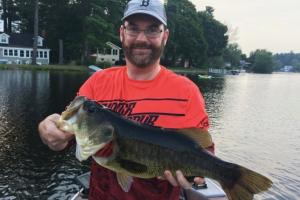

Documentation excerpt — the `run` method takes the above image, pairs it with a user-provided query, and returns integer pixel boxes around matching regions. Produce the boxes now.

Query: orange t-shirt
[79,66,209,129]
[78,66,210,200]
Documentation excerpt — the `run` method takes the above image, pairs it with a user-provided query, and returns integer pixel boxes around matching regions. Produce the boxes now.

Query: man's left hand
[162,170,205,189]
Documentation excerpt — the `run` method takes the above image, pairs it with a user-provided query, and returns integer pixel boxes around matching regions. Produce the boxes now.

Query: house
[281,65,294,72]
[0,32,50,65]
[208,68,227,76]
[91,42,121,64]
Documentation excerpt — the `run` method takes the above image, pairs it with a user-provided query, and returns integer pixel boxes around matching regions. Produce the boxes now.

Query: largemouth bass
[57,96,272,200]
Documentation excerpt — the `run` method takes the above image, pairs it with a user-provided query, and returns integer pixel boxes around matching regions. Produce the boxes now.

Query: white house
[0,32,50,65]
[281,65,294,72]
[91,42,121,64]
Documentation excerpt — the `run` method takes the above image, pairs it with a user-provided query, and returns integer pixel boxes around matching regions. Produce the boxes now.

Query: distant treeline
[273,52,300,71]
[243,51,300,74]
[1,0,231,67]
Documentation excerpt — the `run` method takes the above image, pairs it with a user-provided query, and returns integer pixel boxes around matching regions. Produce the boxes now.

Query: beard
[122,39,165,68]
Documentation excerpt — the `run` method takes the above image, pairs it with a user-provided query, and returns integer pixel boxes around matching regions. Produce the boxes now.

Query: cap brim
[122,10,167,26]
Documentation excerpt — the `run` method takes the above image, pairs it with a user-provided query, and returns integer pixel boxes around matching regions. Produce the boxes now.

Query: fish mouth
[57,96,87,132]
[62,96,87,120]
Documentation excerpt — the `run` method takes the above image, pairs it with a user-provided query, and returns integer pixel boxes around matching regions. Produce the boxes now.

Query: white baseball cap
[122,0,167,26]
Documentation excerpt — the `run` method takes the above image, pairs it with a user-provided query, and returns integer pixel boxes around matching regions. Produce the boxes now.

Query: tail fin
[220,167,272,200]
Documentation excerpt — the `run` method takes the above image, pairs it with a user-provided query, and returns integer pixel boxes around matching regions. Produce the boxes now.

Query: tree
[197,7,228,68]
[249,49,274,73]
[165,0,207,68]
[222,43,242,68]
[79,0,126,63]
[273,52,300,72]
[198,9,228,58]
[14,0,124,64]
[1,0,19,32]
[32,0,38,65]
[8,0,230,66]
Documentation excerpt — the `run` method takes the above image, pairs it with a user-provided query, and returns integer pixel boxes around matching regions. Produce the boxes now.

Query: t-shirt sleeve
[77,73,97,99]
[184,84,210,130]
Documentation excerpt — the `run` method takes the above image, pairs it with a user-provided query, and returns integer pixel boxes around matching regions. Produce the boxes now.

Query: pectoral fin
[116,173,133,192]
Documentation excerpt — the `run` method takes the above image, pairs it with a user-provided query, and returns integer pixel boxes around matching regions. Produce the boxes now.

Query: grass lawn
[169,67,207,74]
[0,64,88,72]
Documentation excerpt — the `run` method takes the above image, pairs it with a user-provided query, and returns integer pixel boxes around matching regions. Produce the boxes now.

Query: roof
[0,32,48,48]
[106,42,121,50]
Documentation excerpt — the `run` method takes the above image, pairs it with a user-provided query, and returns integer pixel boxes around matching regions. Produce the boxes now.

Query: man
[38,0,214,199]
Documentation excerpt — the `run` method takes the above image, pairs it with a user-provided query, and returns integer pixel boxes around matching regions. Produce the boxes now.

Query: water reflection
[0,70,90,199]
[205,74,300,200]
[188,75,226,130]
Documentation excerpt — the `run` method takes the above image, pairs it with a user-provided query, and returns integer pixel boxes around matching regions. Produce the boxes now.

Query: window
[9,49,13,56]
[4,49,8,56]
[113,49,118,55]
[20,50,24,57]
[0,35,8,44]
[30,51,33,58]
[44,51,47,58]
[37,37,43,46]
[14,50,18,57]
[39,51,43,58]
[26,50,29,57]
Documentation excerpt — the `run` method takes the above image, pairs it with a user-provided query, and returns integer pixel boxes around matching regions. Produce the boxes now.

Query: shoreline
[0,64,207,74]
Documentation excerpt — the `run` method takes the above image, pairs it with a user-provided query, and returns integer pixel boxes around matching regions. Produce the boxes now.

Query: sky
[190,0,300,55]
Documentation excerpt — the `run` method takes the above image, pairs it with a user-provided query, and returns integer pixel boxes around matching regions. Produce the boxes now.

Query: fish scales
[111,116,238,181]
[115,136,219,178]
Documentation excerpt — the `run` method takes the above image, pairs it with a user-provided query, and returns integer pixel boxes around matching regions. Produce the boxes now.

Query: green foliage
[205,56,224,68]
[222,43,242,68]
[9,0,125,64]
[198,7,228,58]
[1,0,20,32]
[165,0,207,68]
[273,52,300,72]
[2,0,229,67]
[249,49,274,74]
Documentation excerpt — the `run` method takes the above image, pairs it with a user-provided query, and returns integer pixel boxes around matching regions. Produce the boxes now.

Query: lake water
[0,69,299,199]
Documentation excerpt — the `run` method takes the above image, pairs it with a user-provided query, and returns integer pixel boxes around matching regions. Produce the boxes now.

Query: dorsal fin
[179,128,213,149]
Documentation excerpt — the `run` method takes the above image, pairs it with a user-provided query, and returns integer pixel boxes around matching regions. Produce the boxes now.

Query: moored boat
[198,74,212,79]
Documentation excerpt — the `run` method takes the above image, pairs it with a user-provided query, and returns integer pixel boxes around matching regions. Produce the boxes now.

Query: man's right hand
[38,114,74,151]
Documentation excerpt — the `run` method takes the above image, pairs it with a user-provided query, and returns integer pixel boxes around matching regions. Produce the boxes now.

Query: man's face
[120,15,169,68]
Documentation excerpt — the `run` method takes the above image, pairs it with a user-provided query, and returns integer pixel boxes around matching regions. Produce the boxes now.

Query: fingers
[164,170,178,187]
[162,170,193,189]
[176,170,193,189]
[47,113,61,122]
[38,114,74,151]
[194,176,205,185]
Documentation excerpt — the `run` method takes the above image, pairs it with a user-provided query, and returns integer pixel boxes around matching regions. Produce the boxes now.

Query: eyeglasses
[124,26,163,38]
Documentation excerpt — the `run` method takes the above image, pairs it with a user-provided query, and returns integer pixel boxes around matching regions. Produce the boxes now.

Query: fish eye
[87,106,95,113]
[83,102,96,114]
[100,123,114,138]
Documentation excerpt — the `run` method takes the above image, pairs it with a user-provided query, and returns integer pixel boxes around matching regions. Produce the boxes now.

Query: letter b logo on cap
[140,0,150,7]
